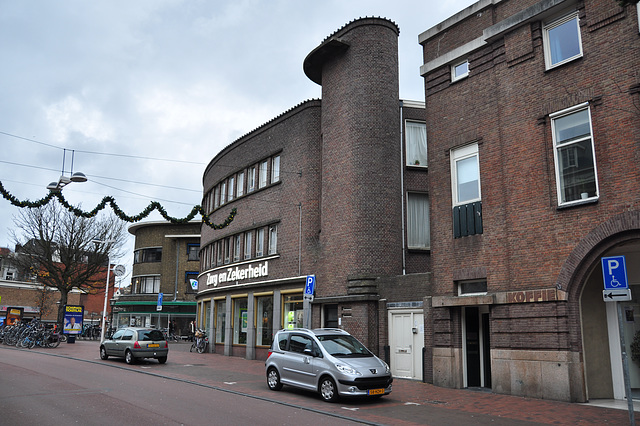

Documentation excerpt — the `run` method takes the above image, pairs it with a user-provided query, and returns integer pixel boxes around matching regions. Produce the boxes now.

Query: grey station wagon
[265,328,392,402]
[100,327,168,364]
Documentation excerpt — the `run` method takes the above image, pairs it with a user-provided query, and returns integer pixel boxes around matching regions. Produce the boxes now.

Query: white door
[390,311,424,380]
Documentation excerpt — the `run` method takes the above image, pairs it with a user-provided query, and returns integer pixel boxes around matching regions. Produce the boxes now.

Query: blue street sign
[602,256,628,290]
[304,275,316,296]
[157,292,163,311]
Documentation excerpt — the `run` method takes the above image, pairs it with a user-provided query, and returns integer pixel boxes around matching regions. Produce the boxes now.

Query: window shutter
[453,201,483,238]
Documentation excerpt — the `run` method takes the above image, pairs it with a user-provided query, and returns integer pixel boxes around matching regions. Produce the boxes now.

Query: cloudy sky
[0,0,475,283]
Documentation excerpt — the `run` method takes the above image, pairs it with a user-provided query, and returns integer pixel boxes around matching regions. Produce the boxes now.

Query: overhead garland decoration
[0,180,236,230]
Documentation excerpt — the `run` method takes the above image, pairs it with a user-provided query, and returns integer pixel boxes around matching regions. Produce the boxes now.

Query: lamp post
[92,239,115,343]
[47,149,87,192]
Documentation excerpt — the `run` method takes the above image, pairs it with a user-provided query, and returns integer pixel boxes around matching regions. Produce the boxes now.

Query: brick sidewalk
[13,340,640,425]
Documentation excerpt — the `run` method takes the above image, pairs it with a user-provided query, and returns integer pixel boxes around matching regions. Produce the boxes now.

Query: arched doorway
[575,213,640,401]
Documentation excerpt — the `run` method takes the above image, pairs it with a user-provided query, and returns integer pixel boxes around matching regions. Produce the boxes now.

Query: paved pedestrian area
[7,339,640,425]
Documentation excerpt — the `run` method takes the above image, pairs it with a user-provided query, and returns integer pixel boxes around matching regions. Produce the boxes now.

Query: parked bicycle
[190,329,208,353]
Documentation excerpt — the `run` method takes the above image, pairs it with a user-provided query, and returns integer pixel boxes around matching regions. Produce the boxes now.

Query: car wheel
[125,349,135,365]
[157,356,167,364]
[267,367,283,391]
[100,346,108,360]
[319,377,339,402]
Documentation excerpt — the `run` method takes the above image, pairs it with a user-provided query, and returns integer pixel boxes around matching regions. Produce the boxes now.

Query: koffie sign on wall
[205,261,269,287]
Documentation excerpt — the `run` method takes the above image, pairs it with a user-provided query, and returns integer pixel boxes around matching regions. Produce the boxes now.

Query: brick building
[119,221,200,336]
[420,0,639,403]
[196,18,430,379]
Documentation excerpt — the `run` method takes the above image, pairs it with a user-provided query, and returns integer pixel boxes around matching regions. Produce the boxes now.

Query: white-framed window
[551,103,598,205]
[220,181,226,206]
[259,160,268,188]
[458,280,487,296]
[224,237,231,264]
[248,166,256,193]
[214,186,220,209]
[407,193,430,249]
[228,176,235,202]
[406,121,427,167]
[237,171,244,197]
[451,143,481,206]
[543,11,582,70]
[135,276,161,294]
[234,233,241,262]
[271,155,280,183]
[217,240,223,265]
[244,231,252,260]
[256,228,264,257]
[268,225,278,255]
[451,59,469,81]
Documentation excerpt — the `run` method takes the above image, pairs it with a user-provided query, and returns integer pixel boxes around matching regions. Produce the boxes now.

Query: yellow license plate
[368,388,384,396]
[147,344,160,348]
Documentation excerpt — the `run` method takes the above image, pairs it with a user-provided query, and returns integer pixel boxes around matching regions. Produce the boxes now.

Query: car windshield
[139,330,165,341]
[317,335,373,358]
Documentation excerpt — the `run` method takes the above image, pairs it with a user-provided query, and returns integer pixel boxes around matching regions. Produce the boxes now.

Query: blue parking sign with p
[305,275,316,296]
[602,256,628,290]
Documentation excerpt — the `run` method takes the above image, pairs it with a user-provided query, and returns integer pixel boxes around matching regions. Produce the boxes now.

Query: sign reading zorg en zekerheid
[205,261,269,287]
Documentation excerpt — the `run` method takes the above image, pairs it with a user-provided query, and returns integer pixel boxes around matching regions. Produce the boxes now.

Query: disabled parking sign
[602,256,628,290]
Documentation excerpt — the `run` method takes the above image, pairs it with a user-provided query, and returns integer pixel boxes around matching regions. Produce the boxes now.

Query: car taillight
[267,350,273,359]
[134,341,141,349]
[164,341,168,348]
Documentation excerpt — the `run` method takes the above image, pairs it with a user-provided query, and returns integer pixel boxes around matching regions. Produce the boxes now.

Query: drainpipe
[399,100,406,275]
[174,239,179,302]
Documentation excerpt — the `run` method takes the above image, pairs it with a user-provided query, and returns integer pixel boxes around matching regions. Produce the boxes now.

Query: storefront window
[283,294,303,330]
[203,301,211,331]
[215,299,226,344]
[233,298,248,344]
[256,296,273,346]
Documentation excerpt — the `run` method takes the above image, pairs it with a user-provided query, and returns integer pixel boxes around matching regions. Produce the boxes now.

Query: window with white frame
[268,225,278,255]
[248,166,256,193]
[214,186,220,209]
[135,276,160,294]
[259,160,268,188]
[551,104,598,205]
[244,231,252,260]
[543,12,582,69]
[234,234,241,262]
[224,237,231,264]
[272,155,280,183]
[458,280,487,296]
[256,228,264,257]
[237,171,244,197]
[451,143,481,206]
[406,121,427,167]
[451,59,469,81]
[217,240,223,265]
[220,181,226,206]
[407,193,430,249]
[228,176,235,202]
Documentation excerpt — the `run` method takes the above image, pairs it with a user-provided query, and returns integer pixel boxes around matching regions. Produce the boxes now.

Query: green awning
[114,300,196,306]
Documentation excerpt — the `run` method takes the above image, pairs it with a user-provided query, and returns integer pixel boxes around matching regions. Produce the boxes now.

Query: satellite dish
[114,264,126,277]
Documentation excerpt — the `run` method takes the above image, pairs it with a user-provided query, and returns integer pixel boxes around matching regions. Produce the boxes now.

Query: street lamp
[47,149,87,191]
[92,238,115,343]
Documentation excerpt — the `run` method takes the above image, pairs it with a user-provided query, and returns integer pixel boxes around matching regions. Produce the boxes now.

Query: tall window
[187,244,200,261]
[268,225,278,255]
[451,144,480,205]
[283,294,303,330]
[407,193,430,249]
[217,240,223,265]
[228,176,235,202]
[406,121,427,167]
[255,296,273,347]
[551,104,598,205]
[234,234,241,262]
[259,160,268,188]
[543,12,582,69]
[271,155,281,183]
[256,228,264,257]
[214,186,220,209]
[233,298,248,345]
[220,181,226,206]
[248,167,256,193]
[244,231,252,260]
[215,299,226,344]
[237,171,245,197]
[224,237,231,264]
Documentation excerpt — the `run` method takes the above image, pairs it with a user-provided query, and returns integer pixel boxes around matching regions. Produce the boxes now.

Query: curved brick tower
[304,18,402,298]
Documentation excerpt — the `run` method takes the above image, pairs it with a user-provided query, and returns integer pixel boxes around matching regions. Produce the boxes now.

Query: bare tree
[32,283,57,320]
[11,200,128,326]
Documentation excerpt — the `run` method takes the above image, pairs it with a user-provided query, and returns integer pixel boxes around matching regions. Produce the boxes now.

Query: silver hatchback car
[100,327,168,364]
[265,328,392,402]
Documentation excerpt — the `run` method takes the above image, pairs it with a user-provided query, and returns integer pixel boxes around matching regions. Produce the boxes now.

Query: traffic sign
[157,293,163,311]
[602,256,628,290]
[304,275,316,296]
[603,289,632,302]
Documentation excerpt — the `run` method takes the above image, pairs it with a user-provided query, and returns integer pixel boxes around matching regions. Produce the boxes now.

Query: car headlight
[336,364,362,376]
[383,362,390,374]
